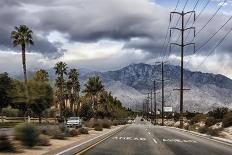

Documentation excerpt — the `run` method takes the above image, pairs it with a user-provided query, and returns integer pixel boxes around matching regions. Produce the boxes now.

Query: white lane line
[153,138,157,144]
[148,132,151,135]
[55,126,122,155]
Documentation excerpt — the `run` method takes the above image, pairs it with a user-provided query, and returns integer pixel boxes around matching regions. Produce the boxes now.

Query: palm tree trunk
[22,44,30,123]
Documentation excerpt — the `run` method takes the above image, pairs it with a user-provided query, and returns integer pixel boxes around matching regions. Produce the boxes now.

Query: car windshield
[68,117,79,120]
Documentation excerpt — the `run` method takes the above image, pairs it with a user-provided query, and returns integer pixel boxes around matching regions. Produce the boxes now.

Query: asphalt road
[83,117,232,155]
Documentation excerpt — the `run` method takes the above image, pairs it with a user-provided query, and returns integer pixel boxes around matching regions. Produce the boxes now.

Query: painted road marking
[148,132,151,135]
[112,137,146,141]
[153,138,158,144]
[163,139,198,143]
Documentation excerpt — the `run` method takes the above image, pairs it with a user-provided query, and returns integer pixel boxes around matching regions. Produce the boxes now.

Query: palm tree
[33,69,49,82]
[83,76,104,111]
[11,25,33,87]
[11,25,33,122]
[67,69,80,115]
[54,62,68,121]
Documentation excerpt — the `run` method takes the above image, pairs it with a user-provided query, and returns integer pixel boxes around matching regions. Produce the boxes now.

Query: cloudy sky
[1,0,232,78]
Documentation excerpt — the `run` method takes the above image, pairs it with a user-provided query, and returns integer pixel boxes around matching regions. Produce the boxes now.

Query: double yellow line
[76,126,127,155]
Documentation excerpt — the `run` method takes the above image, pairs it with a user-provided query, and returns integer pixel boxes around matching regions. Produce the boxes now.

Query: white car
[66,117,82,128]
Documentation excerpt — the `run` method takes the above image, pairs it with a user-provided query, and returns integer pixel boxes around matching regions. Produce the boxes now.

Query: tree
[80,103,93,121]
[28,80,53,123]
[11,25,34,122]
[10,80,27,120]
[33,69,49,82]
[82,76,104,111]
[0,73,12,123]
[208,107,228,120]
[54,62,67,121]
[67,69,80,114]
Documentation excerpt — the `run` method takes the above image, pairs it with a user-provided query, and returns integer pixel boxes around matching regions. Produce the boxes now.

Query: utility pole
[150,89,153,120]
[153,80,157,125]
[147,93,150,119]
[161,62,164,126]
[170,11,195,129]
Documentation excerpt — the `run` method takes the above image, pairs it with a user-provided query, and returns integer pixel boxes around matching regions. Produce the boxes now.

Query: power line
[195,0,227,36]
[194,28,232,71]
[185,15,232,67]
[185,0,211,42]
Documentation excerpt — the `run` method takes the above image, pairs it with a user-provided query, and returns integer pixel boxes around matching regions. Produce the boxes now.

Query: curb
[54,125,127,155]
[166,126,232,146]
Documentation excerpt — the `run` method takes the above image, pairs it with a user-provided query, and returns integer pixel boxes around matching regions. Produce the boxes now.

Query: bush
[38,135,50,146]
[112,120,119,126]
[198,126,208,134]
[190,114,207,125]
[77,128,89,134]
[0,134,15,152]
[208,107,228,119]
[14,123,39,147]
[94,125,103,131]
[205,117,217,127]
[52,130,66,140]
[207,128,221,136]
[102,119,111,128]
[222,112,232,128]
[69,129,79,137]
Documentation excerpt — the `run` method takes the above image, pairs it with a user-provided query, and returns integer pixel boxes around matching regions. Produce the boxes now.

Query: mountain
[82,63,232,112]
[12,63,232,112]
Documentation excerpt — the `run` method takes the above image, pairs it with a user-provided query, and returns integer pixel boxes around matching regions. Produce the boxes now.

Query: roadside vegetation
[160,107,232,138]
[0,25,131,153]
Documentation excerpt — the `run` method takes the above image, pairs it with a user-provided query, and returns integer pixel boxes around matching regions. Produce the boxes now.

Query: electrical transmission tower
[170,11,195,129]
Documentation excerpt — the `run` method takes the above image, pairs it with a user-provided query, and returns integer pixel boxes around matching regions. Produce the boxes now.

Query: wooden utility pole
[170,11,195,128]
[153,80,157,125]
[161,62,164,126]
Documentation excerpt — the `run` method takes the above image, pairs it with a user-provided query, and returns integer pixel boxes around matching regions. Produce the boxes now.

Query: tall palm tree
[54,62,68,121]
[83,76,104,111]
[67,69,80,114]
[11,25,33,122]
[11,25,33,88]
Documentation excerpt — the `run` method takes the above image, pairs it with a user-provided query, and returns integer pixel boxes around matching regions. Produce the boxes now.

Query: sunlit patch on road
[163,139,198,143]
[112,137,146,141]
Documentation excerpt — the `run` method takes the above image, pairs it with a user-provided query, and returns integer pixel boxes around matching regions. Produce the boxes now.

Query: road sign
[164,107,173,112]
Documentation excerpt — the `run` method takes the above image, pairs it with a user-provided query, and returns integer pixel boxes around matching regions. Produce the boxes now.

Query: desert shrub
[0,134,15,152]
[78,128,89,134]
[190,114,207,125]
[40,126,58,136]
[198,126,208,134]
[94,125,103,131]
[14,123,39,147]
[207,128,221,136]
[208,107,228,119]
[205,117,217,127]
[69,129,79,137]
[38,135,50,146]
[59,123,68,133]
[112,120,119,126]
[222,112,232,128]
[52,130,66,140]
[102,119,111,128]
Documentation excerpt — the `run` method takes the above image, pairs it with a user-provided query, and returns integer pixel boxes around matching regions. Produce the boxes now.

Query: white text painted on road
[163,139,198,143]
[153,138,158,144]
[112,137,146,141]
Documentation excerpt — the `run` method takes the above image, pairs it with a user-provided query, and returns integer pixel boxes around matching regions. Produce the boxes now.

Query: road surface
[83,118,232,155]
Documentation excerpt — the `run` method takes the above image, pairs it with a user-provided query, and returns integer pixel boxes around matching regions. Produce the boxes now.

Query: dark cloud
[0,0,231,60]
